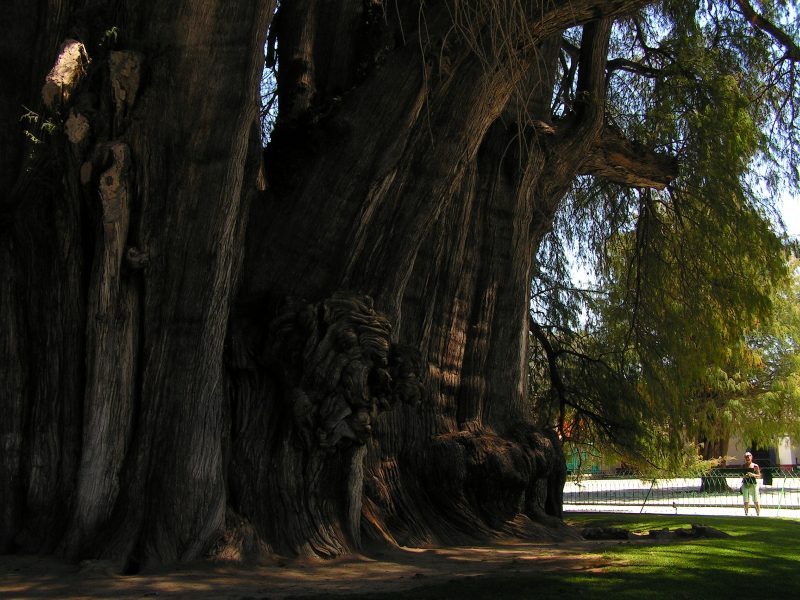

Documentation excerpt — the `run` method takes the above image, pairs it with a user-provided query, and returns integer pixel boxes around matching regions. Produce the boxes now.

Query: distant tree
[696,263,800,456]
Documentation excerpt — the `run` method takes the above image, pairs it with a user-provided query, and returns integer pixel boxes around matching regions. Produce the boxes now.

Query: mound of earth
[581,523,730,541]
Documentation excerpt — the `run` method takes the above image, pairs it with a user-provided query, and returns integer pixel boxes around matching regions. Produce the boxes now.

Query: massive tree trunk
[2,0,674,568]
[2,0,275,568]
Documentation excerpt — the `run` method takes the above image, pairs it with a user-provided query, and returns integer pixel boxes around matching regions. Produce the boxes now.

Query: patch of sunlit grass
[558,514,799,598]
[289,514,800,599]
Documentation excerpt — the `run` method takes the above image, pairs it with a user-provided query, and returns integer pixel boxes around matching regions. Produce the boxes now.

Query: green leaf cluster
[531,0,800,472]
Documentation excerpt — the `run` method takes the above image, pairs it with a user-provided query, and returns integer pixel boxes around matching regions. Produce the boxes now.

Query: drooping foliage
[530,0,800,469]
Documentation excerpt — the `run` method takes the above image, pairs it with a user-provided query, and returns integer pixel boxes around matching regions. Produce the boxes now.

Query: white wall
[776,436,791,466]
[726,436,748,466]
[728,435,796,468]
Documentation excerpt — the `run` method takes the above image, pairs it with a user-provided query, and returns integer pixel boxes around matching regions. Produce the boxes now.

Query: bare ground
[0,540,621,599]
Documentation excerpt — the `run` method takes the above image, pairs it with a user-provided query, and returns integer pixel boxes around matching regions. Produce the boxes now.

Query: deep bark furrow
[15,185,85,553]
[0,242,27,552]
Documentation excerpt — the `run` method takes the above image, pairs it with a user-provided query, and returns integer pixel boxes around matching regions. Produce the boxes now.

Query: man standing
[742,451,761,516]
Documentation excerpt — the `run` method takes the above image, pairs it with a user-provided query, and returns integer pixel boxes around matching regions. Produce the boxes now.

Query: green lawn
[290,514,800,599]
[556,513,800,599]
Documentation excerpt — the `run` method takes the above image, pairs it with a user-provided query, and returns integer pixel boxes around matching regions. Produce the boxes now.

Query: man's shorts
[742,483,759,503]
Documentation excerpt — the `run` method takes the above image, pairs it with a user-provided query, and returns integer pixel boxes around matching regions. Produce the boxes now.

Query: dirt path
[0,541,615,599]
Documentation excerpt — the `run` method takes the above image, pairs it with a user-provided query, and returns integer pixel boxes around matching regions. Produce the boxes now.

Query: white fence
[563,470,800,513]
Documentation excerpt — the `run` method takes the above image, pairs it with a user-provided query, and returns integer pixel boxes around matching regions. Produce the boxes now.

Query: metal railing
[563,468,800,512]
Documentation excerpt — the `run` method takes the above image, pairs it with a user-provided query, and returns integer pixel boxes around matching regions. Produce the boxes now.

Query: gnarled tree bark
[1,0,677,568]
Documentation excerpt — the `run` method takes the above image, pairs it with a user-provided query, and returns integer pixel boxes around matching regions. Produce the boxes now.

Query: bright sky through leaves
[780,192,800,237]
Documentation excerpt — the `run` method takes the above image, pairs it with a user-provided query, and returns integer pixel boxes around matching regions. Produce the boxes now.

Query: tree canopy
[529,0,800,469]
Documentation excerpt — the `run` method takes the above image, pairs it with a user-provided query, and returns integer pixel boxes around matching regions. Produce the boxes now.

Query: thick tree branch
[733,0,800,61]
[561,38,580,58]
[580,125,678,189]
[531,0,663,45]
[607,57,663,78]
[576,19,613,102]
[557,39,579,109]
